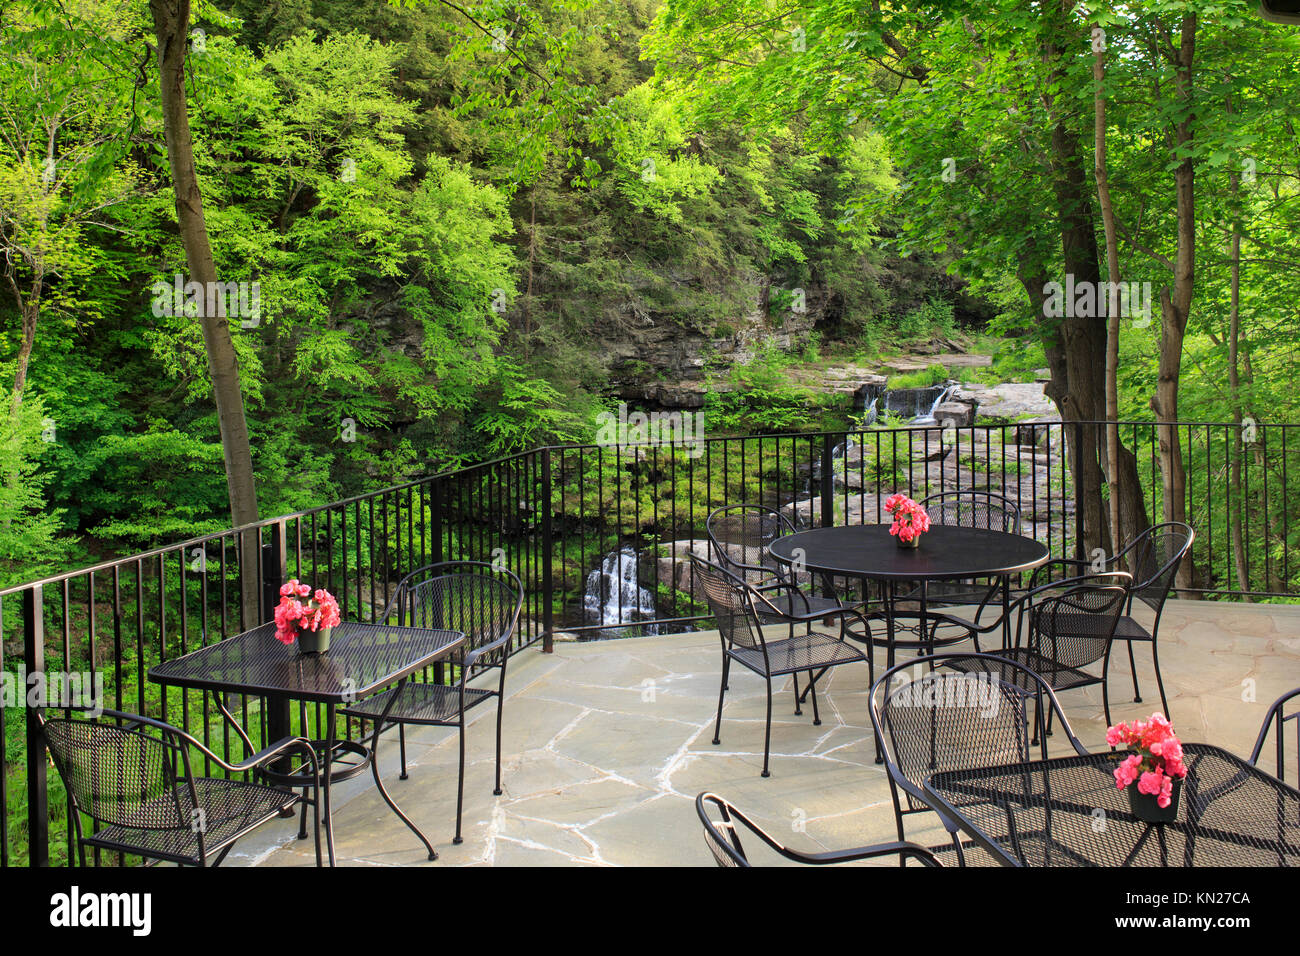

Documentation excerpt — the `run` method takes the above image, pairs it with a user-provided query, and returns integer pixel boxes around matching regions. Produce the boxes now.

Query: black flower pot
[1127,776,1182,823]
[297,626,332,655]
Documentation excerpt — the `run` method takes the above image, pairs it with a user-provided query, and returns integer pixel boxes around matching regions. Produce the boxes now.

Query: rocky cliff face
[607,273,826,405]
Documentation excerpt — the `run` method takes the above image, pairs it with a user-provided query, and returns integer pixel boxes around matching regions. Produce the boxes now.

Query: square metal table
[923,744,1300,866]
[150,621,465,865]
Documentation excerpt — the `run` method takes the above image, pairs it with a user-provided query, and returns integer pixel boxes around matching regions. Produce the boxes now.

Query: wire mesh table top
[149,622,465,703]
[768,524,1049,581]
[924,744,1300,866]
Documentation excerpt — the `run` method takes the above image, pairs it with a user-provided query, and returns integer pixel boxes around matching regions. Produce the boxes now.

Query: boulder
[932,400,978,428]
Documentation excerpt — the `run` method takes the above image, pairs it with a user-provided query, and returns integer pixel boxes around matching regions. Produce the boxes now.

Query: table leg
[883,580,897,672]
[323,703,337,866]
[875,578,894,765]
[369,678,440,861]
[1001,576,1012,651]
[919,581,931,656]
[266,691,292,775]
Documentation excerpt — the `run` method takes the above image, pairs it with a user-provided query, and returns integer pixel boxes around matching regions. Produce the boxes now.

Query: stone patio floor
[240,599,1300,866]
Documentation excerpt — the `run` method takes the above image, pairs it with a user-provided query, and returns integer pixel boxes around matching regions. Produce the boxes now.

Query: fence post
[1074,421,1086,562]
[820,434,835,528]
[541,448,554,653]
[431,477,444,566]
[22,585,48,868]
[261,521,292,755]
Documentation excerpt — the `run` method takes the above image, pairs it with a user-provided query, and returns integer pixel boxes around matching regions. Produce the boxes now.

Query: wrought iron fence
[1,418,1294,865]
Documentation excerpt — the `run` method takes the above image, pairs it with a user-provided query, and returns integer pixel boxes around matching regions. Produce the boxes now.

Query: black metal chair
[39,708,322,867]
[691,555,874,777]
[341,561,522,845]
[705,504,844,619]
[1249,687,1300,789]
[890,490,1025,649]
[922,490,1022,534]
[1028,522,1193,720]
[869,652,1089,866]
[946,577,1131,739]
[696,792,941,867]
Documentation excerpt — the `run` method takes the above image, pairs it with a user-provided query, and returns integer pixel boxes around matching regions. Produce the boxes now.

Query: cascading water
[583,547,659,637]
[911,383,959,425]
[855,382,959,425]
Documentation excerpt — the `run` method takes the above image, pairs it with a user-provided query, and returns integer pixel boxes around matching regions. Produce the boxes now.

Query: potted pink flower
[1107,713,1189,822]
[274,579,342,655]
[885,493,931,548]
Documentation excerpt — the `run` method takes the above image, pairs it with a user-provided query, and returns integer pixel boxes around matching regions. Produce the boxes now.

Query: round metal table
[768,524,1049,666]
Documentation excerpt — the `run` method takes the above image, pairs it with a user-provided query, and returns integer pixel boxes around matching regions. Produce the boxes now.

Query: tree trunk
[1093,38,1123,558]
[1150,13,1197,593]
[8,298,39,415]
[1038,2,1149,560]
[1224,93,1250,599]
[150,0,261,626]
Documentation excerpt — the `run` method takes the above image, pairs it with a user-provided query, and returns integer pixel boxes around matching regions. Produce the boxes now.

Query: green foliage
[0,395,68,585]
[887,364,950,390]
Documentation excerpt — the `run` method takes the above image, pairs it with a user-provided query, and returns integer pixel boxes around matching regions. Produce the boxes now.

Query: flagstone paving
[238,599,1300,867]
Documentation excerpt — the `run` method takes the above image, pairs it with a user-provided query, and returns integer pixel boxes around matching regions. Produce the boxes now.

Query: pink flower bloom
[1137,769,1165,797]
[1114,753,1142,789]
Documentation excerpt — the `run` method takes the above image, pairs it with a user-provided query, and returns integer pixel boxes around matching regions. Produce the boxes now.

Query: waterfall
[855,382,958,425]
[583,547,659,637]
[912,383,959,425]
[861,396,880,425]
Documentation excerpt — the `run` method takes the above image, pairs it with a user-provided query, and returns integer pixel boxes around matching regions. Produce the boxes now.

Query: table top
[149,622,465,704]
[768,524,1049,581]
[924,744,1300,866]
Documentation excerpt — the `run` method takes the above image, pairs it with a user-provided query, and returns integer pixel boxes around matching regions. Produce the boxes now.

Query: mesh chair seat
[919,581,997,606]
[728,629,866,677]
[342,681,495,726]
[931,839,1005,867]
[950,647,1101,693]
[755,592,842,620]
[1114,615,1153,641]
[82,777,298,865]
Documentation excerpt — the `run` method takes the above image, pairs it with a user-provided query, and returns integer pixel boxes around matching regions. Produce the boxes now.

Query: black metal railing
[1,417,1295,865]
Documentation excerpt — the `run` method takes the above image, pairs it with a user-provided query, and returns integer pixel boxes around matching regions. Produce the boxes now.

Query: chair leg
[493,697,504,797]
[808,672,822,726]
[1126,640,1142,703]
[1151,641,1171,719]
[453,714,466,845]
[298,785,311,839]
[762,675,773,778]
[1102,643,1115,732]
[713,657,730,745]
[399,722,409,781]
[792,671,802,716]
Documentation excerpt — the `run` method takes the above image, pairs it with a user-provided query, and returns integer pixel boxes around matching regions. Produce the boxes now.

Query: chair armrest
[223,736,319,776]
[701,793,943,867]
[1028,557,1093,589]
[463,631,514,671]
[781,841,943,867]
[747,579,813,616]
[122,711,320,780]
[752,585,871,630]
